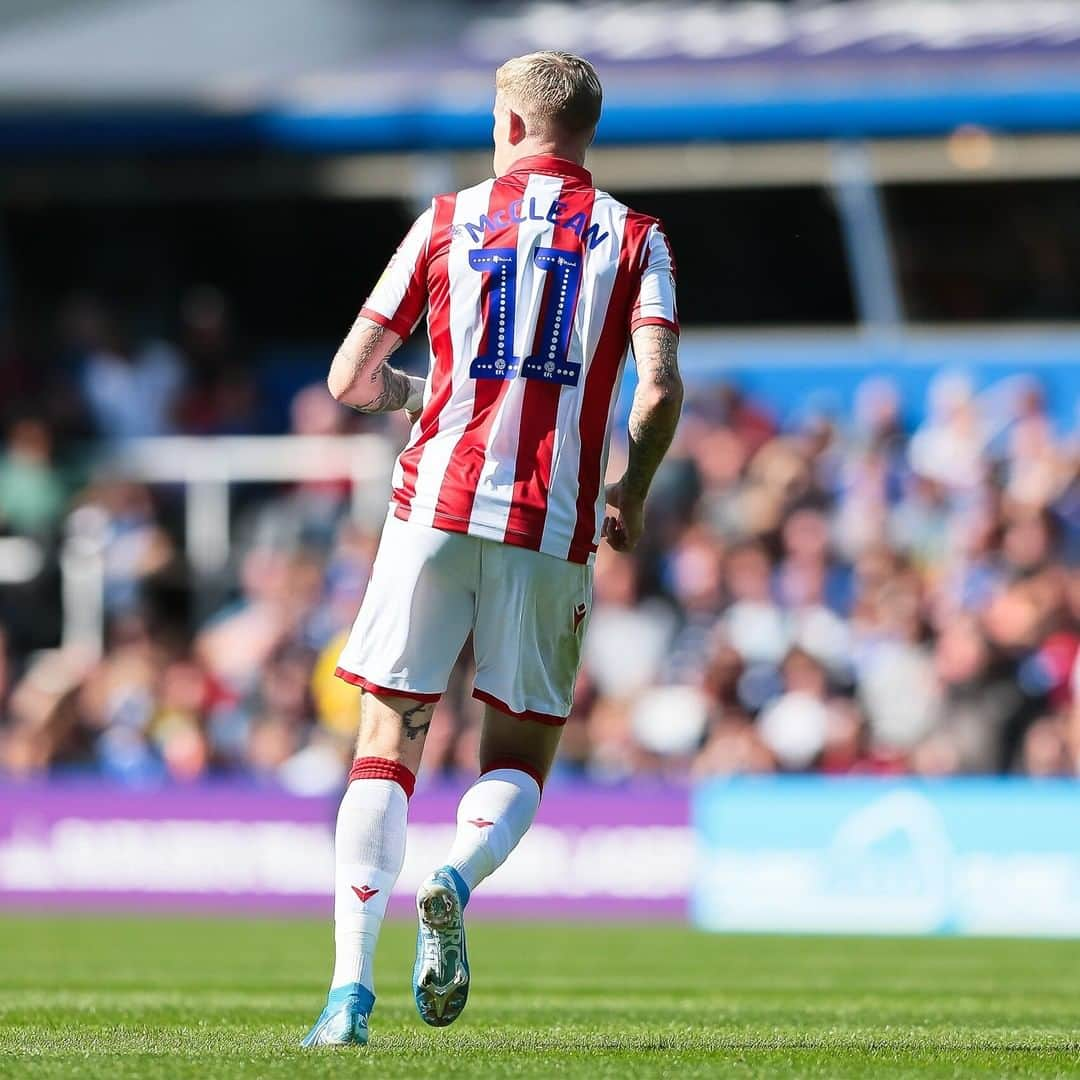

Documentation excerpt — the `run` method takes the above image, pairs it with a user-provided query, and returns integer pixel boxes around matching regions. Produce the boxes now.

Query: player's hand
[404,376,425,425]
[602,479,645,552]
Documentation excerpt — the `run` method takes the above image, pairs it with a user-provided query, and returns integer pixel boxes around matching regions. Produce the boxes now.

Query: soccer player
[302,50,682,1047]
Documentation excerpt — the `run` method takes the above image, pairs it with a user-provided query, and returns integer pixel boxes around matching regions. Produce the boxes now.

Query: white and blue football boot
[413,866,471,1027]
[300,982,375,1048]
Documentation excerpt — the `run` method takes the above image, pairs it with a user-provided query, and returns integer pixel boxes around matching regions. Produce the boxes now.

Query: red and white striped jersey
[360,155,678,565]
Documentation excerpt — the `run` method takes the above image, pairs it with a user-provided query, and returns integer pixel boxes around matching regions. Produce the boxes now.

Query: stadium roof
[3,0,1080,153]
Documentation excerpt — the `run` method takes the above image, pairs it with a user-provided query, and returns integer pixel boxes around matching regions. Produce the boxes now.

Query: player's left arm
[327,316,425,416]
[604,324,683,552]
[604,220,683,552]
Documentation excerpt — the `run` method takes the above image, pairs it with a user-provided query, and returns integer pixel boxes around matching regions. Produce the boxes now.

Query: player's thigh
[338,514,478,698]
[473,542,592,724]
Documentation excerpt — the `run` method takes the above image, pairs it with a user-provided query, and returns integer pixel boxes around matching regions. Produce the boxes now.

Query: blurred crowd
[0,296,1077,791]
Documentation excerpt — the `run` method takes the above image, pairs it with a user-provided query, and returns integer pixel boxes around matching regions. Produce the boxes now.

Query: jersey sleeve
[359,204,434,340]
[629,220,679,336]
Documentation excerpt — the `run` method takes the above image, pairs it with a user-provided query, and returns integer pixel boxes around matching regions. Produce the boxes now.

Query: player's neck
[500,141,587,175]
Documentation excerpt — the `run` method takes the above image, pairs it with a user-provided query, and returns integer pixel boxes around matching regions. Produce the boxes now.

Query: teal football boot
[413,866,471,1027]
[300,982,374,1048]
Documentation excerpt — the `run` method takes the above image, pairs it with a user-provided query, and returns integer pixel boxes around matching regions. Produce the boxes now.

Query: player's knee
[355,690,435,761]
[478,751,549,791]
[478,713,562,783]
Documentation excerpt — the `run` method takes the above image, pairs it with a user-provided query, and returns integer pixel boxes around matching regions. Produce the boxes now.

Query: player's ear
[508,109,527,145]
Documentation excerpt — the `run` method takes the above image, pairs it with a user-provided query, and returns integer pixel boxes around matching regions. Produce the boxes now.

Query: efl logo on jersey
[351,884,379,903]
[573,602,588,634]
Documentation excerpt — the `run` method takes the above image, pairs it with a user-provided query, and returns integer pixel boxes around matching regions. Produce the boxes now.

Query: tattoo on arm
[400,702,433,741]
[349,363,413,414]
[330,319,419,415]
[624,326,684,498]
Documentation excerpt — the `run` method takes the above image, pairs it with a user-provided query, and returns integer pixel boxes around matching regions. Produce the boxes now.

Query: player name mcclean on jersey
[360,154,679,566]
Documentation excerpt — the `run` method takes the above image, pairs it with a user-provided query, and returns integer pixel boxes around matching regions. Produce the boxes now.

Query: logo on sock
[468,818,495,828]
[573,601,588,633]
[351,884,380,903]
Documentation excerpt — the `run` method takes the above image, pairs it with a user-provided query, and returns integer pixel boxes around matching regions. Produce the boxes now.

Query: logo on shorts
[468,818,495,828]
[573,601,588,634]
[351,884,380,903]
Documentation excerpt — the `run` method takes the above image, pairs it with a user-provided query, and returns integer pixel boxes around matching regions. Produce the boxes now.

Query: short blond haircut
[496,51,602,137]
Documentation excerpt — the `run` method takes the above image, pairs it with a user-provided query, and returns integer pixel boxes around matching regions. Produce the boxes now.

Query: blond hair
[495,51,602,137]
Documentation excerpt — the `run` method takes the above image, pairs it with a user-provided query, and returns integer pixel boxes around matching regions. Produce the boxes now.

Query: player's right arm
[603,220,683,552]
[327,317,424,416]
[327,203,434,419]
[603,324,683,552]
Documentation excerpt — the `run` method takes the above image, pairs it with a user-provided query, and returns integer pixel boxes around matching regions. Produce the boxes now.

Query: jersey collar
[504,154,593,186]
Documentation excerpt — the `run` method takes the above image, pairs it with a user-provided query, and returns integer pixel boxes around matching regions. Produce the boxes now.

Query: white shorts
[335,514,593,724]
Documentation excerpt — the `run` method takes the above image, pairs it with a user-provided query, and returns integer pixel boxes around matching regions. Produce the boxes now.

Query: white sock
[330,776,408,994]
[445,768,542,895]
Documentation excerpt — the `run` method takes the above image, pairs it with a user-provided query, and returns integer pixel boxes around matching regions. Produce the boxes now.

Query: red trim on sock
[481,756,545,795]
[334,667,441,703]
[349,756,416,799]
[472,687,567,726]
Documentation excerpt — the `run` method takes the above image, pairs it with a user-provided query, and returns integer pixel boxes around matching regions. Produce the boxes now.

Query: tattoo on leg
[401,702,433,741]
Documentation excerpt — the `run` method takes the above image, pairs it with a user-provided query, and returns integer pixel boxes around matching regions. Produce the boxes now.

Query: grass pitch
[2,916,1079,1078]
